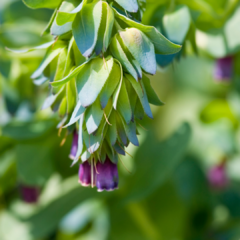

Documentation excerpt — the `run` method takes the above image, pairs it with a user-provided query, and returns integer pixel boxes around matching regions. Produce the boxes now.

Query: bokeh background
[1,0,240,239]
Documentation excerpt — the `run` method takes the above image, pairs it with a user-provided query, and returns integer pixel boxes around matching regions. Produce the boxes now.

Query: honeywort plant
[10,0,181,191]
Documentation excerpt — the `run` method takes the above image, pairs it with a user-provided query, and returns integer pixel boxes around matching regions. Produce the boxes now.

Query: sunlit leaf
[120,28,156,75]
[76,57,114,108]
[114,0,138,13]
[85,98,104,134]
[114,9,182,54]
[72,1,102,57]
[110,34,138,81]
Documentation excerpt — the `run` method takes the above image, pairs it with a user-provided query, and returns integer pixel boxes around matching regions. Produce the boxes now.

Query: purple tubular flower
[214,56,233,81]
[69,131,78,160]
[79,161,94,187]
[207,164,228,189]
[96,157,118,192]
[20,185,39,204]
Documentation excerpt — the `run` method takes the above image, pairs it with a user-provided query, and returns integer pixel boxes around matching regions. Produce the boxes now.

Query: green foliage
[124,122,192,201]
[115,0,139,13]
[20,0,181,166]
[22,0,62,9]
[16,142,54,186]
[2,119,56,141]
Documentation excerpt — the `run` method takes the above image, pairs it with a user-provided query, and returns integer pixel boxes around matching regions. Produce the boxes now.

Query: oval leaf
[72,1,102,57]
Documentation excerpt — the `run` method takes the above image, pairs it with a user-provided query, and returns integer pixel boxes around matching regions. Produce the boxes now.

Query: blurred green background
[1,0,240,239]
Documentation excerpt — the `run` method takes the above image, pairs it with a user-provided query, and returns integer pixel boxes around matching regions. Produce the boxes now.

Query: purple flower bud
[207,164,228,189]
[20,185,39,204]
[78,161,95,187]
[96,157,118,192]
[69,131,78,160]
[214,56,233,81]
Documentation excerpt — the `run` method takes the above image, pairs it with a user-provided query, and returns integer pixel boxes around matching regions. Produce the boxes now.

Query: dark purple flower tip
[69,131,78,160]
[214,56,233,81]
[207,163,229,189]
[79,161,95,187]
[20,185,39,204]
[96,157,118,192]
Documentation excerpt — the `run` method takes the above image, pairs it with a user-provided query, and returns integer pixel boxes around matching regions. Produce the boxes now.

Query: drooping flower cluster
[13,0,181,191]
[78,158,118,192]
[71,132,118,191]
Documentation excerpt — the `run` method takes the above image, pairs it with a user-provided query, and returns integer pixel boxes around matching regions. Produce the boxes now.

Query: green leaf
[51,1,79,36]
[83,130,101,154]
[121,117,139,146]
[124,123,191,201]
[15,142,54,186]
[58,97,67,117]
[117,79,132,124]
[56,11,76,26]
[56,2,83,26]
[125,78,138,121]
[126,74,153,119]
[106,111,118,146]
[142,74,164,106]
[94,99,113,138]
[114,9,182,54]
[72,39,87,66]
[95,1,114,54]
[120,28,156,75]
[77,57,114,107]
[116,112,128,146]
[114,0,138,13]
[64,99,85,127]
[99,60,121,109]
[72,115,84,166]
[103,2,115,51]
[52,48,68,84]
[22,0,62,9]
[117,33,142,79]
[63,37,75,77]
[81,148,91,162]
[42,87,64,110]
[51,58,91,87]
[85,98,104,134]
[72,1,102,57]
[6,41,55,53]
[31,42,65,79]
[66,78,77,114]
[113,142,125,155]
[112,60,124,110]
[95,2,107,55]
[42,9,57,35]
[1,119,56,141]
[163,5,191,44]
[110,34,138,81]
[134,98,145,120]
[50,87,66,112]
[104,140,118,163]
[51,21,72,36]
